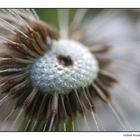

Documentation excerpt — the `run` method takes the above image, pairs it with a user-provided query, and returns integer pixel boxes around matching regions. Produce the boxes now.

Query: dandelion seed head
[0,9,140,131]
[31,39,99,94]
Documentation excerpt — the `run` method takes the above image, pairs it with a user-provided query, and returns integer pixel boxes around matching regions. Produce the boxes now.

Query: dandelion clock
[0,9,140,131]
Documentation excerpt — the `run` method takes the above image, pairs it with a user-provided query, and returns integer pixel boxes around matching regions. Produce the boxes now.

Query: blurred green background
[35,9,101,29]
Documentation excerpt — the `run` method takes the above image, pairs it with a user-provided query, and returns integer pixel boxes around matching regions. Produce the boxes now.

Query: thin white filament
[63,122,66,131]
[110,100,132,131]
[8,9,33,32]
[91,112,100,131]
[24,118,32,131]
[0,95,9,106]
[74,90,90,130]
[48,113,56,131]
[0,15,29,39]
[108,102,127,130]
[71,9,88,31]
[58,9,69,38]
[31,119,38,131]
[10,109,24,130]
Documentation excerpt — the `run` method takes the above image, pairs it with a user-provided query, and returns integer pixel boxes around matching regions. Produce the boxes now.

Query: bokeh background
[36,9,101,28]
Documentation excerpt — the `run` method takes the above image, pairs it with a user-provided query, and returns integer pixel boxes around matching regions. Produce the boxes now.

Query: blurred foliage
[36,9,102,29]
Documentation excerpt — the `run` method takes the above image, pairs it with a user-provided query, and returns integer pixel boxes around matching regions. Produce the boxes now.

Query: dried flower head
[0,9,140,131]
